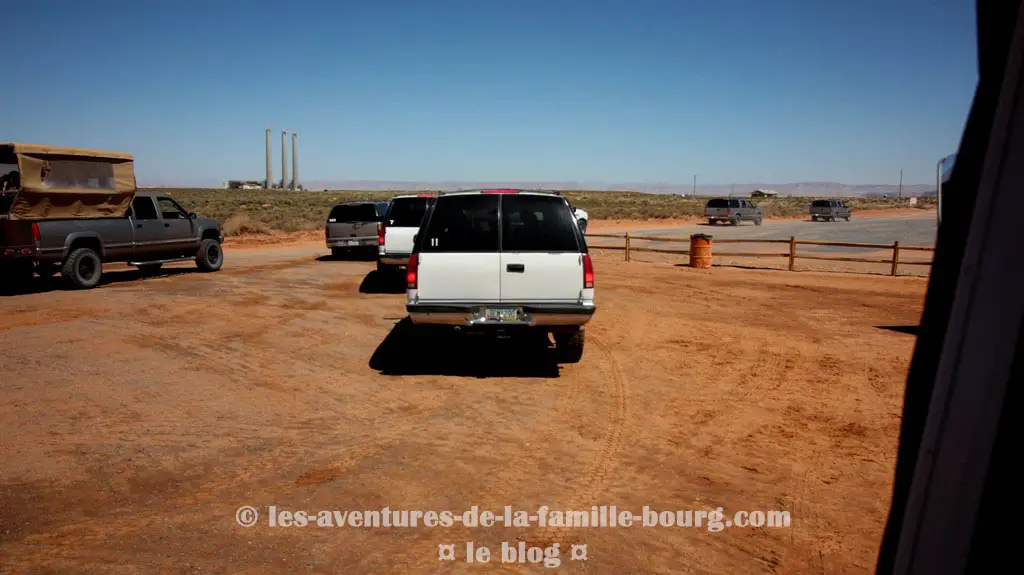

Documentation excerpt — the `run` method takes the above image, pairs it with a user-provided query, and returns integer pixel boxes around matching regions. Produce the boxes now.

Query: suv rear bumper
[407,303,595,327]
[327,236,377,248]
[380,252,411,265]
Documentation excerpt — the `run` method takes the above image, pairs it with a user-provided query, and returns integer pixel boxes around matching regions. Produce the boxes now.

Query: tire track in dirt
[520,336,630,548]
[468,361,586,503]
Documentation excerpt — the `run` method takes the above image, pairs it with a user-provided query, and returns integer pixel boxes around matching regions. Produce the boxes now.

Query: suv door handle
[164,223,170,227]
[136,223,143,228]
[507,263,525,273]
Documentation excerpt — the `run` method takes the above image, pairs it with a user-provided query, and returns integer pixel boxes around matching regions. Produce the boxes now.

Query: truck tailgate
[0,221,34,249]
[383,226,417,254]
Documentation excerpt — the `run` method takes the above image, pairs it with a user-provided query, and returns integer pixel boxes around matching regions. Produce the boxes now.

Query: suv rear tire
[377,260,397,274]
[62,247,103,290]
[554,329,585,363]
[195,239,224,272]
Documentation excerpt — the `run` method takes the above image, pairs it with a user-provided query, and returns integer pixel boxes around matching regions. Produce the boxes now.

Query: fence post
[625,232,631,262]
[788,236,796,271]
[891,241,900,276]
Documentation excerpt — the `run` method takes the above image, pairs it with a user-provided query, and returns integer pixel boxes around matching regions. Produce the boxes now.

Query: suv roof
[415,190,585,254]
[333,199,387,206]
[437,189,563,196]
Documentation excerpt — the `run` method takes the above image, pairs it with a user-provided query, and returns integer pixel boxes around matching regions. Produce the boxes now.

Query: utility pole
[693,174,696,196]
[898,169,903,198]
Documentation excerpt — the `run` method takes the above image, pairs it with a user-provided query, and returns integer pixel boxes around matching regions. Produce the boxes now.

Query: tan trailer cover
[2,143,136,220]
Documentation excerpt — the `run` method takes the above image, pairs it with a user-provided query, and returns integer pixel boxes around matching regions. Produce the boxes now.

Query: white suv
[405,189,595,362]
[569,203,589,234]
[377,193,435,274]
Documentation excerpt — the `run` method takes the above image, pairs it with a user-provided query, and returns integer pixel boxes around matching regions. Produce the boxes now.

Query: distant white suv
[566,202,589,234]
[405,189,595,362]
[378,193,435,274]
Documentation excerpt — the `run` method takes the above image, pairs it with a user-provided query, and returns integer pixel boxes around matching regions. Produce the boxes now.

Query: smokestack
[265,128,273,189]
[280,129,288,189]
[291,132,299,190]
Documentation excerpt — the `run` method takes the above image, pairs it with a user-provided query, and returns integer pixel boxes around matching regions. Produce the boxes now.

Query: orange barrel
[689,234,713,268]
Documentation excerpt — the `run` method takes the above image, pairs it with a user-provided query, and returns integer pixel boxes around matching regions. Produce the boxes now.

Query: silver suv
[809,199,852,222]
[325,200,389,257]
[704,198,764,225]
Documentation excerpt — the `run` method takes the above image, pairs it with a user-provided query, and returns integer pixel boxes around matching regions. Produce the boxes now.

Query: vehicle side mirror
[189,212,197,220]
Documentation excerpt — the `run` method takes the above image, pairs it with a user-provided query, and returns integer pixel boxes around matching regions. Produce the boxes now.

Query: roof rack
[436,189,563,196]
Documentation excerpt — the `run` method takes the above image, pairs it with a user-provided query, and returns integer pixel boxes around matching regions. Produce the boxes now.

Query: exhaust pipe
[265,127,273,189]
[291,132,299,190]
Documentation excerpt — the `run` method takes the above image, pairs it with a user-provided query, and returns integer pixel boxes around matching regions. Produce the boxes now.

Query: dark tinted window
[706,199,729,208]
[811,200,831,207]
[502,195,580,252]
[132,197,159,220]
[157,197,186,219]
[420,194,499,252]
[328,203,379,222]
[387,197,432,227]
[729,199,741,208]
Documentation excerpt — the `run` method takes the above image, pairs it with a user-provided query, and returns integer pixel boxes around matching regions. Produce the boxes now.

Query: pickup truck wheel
[195,239,223,272]
[577,219,588,234]
[554,329,585,363]
[62,248,102,290]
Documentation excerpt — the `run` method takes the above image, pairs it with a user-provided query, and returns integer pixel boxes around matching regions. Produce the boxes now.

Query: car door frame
[129,196,164,259]
[155,196,198,255]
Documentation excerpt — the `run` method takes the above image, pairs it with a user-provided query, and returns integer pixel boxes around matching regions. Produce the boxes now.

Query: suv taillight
[378,223,385,245]
[407,253,418,289]
[583,254,594,289]
[31,223,40,243]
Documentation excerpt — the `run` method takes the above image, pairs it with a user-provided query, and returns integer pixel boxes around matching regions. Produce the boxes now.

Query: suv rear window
[420,194,499,252]
[811,200,831,207]
[328,203,379,223]
[386,197,431,227]
[706,199,729,208]
[501,195,580,252]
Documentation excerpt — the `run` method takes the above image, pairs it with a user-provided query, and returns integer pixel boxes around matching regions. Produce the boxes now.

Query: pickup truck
[704,198,764,226]
[378,193,434,274]
[2,192,224,290]
[406,189,595,363]
[809,199,852,222]
[326,200,390,257]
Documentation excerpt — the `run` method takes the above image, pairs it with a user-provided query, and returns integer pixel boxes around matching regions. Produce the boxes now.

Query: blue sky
[0,0,977,186]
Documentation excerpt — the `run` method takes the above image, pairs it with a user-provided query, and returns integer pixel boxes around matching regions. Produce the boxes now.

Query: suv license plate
[346,240,361,246]
[484,307,518,321]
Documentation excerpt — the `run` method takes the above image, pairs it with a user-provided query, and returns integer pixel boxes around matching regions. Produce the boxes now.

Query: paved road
[614,213,938,253]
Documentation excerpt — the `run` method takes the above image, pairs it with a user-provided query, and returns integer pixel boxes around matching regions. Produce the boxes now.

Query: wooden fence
[585,233,934,276]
